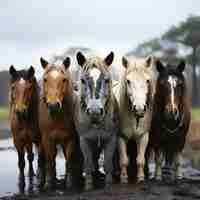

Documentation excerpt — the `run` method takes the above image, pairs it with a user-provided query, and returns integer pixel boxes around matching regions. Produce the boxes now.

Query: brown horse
[9,65,42,184]
[39,57,78,188]
[149,60,191,181]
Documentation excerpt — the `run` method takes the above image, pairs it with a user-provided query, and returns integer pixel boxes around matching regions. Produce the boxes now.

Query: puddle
[1,137,200,197]
[0,138,66,197]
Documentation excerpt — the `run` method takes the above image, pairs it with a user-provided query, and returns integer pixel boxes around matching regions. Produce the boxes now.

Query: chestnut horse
[74,51,119,191]
[113,56,155,183]
[39,57,78,188]
[9,66,43,183]
[149,60,191,181]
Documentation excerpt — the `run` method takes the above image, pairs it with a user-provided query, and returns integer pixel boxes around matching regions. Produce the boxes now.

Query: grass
[191,107,200,121]
[0,107,9,121]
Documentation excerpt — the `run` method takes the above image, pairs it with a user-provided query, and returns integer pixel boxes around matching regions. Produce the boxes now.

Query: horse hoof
[104,184,112,195]
[175,176,183,183]
[65,175,73,189]
[84,175,93,191]
[137,176,145,183]
[120,175,128,184]
[155,176,162,182]
[84,182,93,191]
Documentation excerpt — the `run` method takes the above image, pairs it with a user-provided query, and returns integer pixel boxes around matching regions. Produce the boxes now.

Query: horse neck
[119,77,130,112]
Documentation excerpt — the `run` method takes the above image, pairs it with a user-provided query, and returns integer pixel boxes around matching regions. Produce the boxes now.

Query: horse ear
[104,51,114,66]
[145,56,152,67]
[76,52,86,67]
[9,65,18,78]
[156,60,165,73]
[40,57,49,69]
[122,56,128,68]
[177,60,185,73]
[63,57,71,70]
[28,66,35,78]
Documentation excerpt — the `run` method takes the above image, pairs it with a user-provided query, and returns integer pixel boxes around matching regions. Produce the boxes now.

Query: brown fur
[38,57,78,187]
[9,66,41,182]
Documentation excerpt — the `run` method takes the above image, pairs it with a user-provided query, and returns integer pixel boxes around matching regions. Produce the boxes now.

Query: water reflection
[1,138,200,197]
[0,138,66,197]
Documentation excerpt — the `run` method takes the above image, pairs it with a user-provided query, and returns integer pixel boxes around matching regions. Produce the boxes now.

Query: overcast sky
[0,0,199,72]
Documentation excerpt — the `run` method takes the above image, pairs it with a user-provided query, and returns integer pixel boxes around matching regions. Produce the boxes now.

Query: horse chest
[121,113,149,140]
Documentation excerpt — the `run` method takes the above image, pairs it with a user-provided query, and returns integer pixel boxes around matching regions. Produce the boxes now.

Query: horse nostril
[133,105,136,111]
[48,103,59,112]
[86,108,91,115]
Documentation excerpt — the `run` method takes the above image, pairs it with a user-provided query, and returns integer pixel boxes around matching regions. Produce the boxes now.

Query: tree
[163,15,200,106]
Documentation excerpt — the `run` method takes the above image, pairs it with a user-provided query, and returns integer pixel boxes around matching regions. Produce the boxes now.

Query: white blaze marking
[132,79,147,110]
[50,70,59,79]
[168,76,177,110]
[19,78,25,85]
[89,68,101,88]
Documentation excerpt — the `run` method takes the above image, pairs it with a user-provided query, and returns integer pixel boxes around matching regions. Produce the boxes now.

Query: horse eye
[127,80,130,85]
[81,79,85,84]
[63,78,67,83]
[44,78,47,83]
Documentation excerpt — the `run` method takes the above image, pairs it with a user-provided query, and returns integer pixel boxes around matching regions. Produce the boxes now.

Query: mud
[1,123,200,200]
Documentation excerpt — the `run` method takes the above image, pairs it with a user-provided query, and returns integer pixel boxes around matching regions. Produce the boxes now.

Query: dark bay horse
[39,57,79,188]
[74,51,119,191]
[9,66,42,185]
[149,60,191,181]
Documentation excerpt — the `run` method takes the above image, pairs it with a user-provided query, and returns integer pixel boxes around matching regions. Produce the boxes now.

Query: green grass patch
[0,107,9,120]
[192,107,200,120]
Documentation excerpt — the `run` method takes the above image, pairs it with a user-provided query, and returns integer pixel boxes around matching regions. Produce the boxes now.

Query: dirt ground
[1,121,200,200]
[1,179,200,200]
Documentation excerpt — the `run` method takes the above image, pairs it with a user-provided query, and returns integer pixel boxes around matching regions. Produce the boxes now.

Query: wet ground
[1,124,200,200]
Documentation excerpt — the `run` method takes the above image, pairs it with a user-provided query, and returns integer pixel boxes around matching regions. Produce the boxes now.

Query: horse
[38,57,79,188]
[113,56,155,183]
[149,60,191,181]
[74,51,119,191]
[9,65,43,188]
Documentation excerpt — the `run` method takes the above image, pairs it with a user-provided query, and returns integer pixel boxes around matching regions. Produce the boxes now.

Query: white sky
[0,0,199,73]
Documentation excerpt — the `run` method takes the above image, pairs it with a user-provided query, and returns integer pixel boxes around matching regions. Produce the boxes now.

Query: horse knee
[136,154,145,168]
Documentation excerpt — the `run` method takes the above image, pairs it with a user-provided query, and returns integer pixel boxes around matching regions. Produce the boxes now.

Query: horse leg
[17,147,25,181]
[175,151,183,180]
[136,133,149,182]
[80,137,94,191]
[155,150,163,181]
[26,144,35,177]
[36,143,46,187]
[119,137,128,183]
[104,135,116,191]
[16,146,25,193]
[63,140,73,189]
[44,139,57,188]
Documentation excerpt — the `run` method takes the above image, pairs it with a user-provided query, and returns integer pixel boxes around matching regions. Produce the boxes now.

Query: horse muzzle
[16,109,28,121]
[131,104,147,118]
[48,102,62,114]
